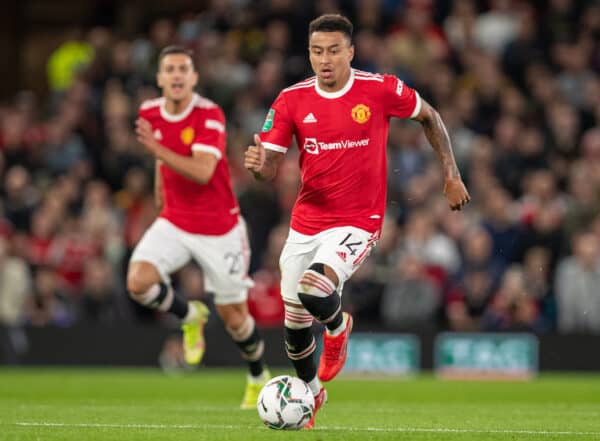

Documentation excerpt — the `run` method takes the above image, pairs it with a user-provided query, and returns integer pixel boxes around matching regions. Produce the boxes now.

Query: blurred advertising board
[434,332,539,380]
[342,333,420,375]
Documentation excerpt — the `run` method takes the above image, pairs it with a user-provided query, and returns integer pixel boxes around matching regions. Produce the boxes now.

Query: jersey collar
[160,93,197,122]
[314,69,355,99]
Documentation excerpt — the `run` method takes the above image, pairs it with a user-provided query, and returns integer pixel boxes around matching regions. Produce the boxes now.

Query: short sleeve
[259,92,294,153]
[192,107,226,160]
[383,75,422,119]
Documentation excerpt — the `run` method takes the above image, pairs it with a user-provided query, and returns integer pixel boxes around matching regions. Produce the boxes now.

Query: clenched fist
[444,176,470,211]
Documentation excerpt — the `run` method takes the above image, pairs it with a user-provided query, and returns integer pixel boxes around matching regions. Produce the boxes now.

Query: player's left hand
[444,176,470,211]
[135,118,160,155]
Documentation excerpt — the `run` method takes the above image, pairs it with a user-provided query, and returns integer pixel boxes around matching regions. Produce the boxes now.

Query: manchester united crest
[351,104,371,124]
[180,127,195,145]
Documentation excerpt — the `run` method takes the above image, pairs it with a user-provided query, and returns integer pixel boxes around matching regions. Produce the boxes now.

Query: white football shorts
[279,226,379,303]
[130,217,254,305]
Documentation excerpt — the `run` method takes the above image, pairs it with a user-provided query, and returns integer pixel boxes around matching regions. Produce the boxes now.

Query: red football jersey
[139,93,239,235]
[260,69,421,235]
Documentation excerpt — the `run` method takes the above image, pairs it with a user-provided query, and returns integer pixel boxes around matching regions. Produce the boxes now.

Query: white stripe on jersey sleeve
[410,92,422,119]
[192,143,222,160]
[205,119,225,133]
[262,142,288,153]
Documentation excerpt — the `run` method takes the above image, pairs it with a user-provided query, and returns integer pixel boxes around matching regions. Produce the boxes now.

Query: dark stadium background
[1,0,599,371]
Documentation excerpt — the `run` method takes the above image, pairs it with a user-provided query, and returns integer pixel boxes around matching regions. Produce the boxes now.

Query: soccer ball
[257,375,315,430]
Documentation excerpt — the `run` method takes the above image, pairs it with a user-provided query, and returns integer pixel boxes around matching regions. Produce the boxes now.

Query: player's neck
[317,68,352,93]
[164,94,194,115]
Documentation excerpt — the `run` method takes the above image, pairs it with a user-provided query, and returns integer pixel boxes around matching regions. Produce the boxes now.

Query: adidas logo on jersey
[153,129,163,140]
[303,113,317,123]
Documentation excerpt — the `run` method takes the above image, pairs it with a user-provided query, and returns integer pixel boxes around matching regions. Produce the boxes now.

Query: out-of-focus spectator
[482,265,542,331]
[564,161,600,240]
[26,266,75,327]
[3,166,39,232]
[458,225,504,286]
[555,231,600,334]
[206,32,253,112]
[42,117,88,176]
[554,40,596,110]
[238,179,282,274]
[46,29,94,93]
[523,247,552,301]
[446,268,494,331]
[353,30,381,73]
[541,0,578,49]
[523,246,554,327]
[502,6,543,90]
[0,236,31,325]
[131,19,176,82]
[480,186,522,267]
[344,258,384,324]
[115,167,156,261]
[78,257,127,324]
[403,208,461,278]
[473,0,518,55]
[50,216,101,293]
[380,252,441,330]
[247,223,286,327]
[27,207,60,267]
[80,179,124,269]
[443,0,477,51]
[547,101,581,178]
[516,172,566,270]
[386,1,448,82]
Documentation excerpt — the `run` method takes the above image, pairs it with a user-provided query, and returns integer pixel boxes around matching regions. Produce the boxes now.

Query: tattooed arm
[413,99,471,210]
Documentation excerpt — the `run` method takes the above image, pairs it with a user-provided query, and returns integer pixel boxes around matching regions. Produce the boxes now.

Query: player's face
[157,54,198,102]
[309,31,354,92]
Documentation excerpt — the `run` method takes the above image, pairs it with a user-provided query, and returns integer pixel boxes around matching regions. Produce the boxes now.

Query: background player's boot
[181,301,210,365]
[304,387,327,429]
[240,368,271,409]
[318,312,353,381]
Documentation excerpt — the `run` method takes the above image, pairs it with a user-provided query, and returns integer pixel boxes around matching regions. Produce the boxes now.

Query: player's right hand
[444,176,471,211]
[244,134,266,174]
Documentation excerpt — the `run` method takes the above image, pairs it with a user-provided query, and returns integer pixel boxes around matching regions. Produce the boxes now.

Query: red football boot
[318,312,353,381]
[304,387,327,429]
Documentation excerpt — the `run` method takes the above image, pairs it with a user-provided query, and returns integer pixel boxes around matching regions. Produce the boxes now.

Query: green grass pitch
[1,368,599,440]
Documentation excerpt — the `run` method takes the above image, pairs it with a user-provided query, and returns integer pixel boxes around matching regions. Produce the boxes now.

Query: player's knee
[126,274,146,297]
[284,326,315,359]
[308,262,339,286]
[126,263,159,296]
[297,263,336,297]
[224,311,248,334]
[297,263,339,319]
[216,303,248,331]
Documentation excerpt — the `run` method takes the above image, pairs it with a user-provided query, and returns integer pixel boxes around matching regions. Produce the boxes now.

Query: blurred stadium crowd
[0,0,599,335]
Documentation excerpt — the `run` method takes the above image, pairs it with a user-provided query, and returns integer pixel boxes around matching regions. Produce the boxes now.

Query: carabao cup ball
[257,375,315,430]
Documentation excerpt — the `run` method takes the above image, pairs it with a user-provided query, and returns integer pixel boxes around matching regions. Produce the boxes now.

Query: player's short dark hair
[308,14,353,43]
[158,45,196,70]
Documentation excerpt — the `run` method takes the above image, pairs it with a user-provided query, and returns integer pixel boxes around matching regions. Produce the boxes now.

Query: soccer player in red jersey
[128,46,270,408]
[245,15,470,428]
